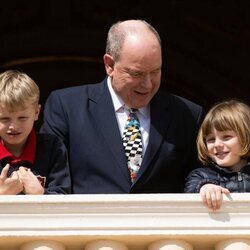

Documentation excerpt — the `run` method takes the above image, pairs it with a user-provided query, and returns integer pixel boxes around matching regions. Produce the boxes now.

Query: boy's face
[0,102,40,152]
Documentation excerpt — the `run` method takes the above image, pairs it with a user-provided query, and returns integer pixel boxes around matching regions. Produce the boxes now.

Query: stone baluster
[148,239,193,250]
[20,240,65,250]
[85,240,128,250]
[215,239,250,250]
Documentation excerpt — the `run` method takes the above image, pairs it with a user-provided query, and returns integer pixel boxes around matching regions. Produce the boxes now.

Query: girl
[185,99,250,211]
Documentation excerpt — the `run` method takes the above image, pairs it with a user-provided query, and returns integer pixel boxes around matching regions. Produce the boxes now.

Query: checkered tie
[122,108,143,183]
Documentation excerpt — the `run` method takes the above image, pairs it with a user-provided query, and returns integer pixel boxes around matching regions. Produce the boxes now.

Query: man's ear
[103,54,115,76]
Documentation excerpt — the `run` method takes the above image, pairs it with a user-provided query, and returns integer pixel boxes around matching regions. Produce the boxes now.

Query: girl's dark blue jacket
[184,162,250,193]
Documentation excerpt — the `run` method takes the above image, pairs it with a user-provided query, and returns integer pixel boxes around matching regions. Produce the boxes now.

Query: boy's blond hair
[197,99,250,165]
[0,70,40,110]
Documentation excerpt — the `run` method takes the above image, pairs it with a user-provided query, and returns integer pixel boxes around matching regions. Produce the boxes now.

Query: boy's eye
[0,118,10,122]
[19,117,28,121]
[151,69,161,75]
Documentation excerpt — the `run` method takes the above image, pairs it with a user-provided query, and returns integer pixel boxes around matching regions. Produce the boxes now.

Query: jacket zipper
[238,172,243,181]
[237,172,246,191]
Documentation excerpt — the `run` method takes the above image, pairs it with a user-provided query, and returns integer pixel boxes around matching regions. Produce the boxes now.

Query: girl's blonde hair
[197,99,250,165]
[0,70,40,110]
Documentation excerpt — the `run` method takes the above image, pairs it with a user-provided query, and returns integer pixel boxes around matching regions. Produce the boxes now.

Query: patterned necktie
[122,108,143,183]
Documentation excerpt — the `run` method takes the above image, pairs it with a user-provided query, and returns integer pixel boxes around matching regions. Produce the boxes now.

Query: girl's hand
[200,183,230,211]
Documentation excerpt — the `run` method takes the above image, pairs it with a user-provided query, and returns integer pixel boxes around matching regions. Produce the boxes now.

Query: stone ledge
[0,193,250,250]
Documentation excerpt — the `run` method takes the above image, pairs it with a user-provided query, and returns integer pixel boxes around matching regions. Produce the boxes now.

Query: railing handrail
[1,193,250,250]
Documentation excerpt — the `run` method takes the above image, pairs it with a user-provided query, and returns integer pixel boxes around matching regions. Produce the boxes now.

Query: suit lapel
[88,80,130,181]
[135,93,171,182]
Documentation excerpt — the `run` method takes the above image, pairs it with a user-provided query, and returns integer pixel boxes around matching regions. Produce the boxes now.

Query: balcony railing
[1,193,250,250]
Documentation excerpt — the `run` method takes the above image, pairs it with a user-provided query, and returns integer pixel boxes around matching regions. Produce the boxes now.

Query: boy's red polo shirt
[0,129,36,167]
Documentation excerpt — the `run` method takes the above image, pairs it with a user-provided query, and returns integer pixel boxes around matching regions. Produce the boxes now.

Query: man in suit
[40,19,204,194]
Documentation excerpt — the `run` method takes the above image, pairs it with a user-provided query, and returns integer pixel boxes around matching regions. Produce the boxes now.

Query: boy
[0,70,71,194]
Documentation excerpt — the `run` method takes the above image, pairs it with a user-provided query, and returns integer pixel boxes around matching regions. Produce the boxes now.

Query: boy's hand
[200,183,230,211]
[17,167,44,195]
[0,164,23,194]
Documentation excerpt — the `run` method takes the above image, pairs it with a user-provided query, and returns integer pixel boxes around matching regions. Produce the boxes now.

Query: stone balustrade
[1,193,250,250]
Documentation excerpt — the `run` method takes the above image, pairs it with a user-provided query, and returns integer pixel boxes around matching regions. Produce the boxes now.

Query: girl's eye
[223,135,233,140]
[206,138,215,143]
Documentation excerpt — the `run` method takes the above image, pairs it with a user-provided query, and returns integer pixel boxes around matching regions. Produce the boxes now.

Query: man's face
[106,33,162,108]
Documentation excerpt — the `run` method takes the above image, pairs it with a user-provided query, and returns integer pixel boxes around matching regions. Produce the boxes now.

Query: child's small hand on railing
[200,183,230,211]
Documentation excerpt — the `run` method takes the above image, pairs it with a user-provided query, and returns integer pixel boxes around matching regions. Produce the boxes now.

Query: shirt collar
[0,129,36,166]
[107,77,124,112]
[107,76,150,117]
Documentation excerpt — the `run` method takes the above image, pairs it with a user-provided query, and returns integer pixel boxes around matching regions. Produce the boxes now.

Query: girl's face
[206,128,247,172]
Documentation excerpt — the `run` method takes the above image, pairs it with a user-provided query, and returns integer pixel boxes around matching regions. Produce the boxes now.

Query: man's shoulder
[154,91,205,123]
[155,91,203,110]
[173,94,203,111]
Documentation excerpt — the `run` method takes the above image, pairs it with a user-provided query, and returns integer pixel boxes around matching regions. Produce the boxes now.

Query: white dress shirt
[107,77,150,157]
